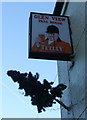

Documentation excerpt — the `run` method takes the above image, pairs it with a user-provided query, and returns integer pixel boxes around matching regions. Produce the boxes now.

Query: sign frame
[28,12,73,61]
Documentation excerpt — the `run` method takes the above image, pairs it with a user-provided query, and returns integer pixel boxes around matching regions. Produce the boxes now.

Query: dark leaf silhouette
[7,70,67,113]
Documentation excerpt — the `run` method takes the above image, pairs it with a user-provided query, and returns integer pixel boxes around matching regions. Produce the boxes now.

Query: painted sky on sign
[1,2,61,118]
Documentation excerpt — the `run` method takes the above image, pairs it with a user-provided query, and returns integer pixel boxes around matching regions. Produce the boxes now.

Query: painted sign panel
[29,12,73,61]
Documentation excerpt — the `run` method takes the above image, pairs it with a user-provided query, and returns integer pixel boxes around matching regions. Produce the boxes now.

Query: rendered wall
[58,2,86,119]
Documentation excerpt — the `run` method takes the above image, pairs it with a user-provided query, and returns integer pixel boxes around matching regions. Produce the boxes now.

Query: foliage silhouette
[7,70,67,113]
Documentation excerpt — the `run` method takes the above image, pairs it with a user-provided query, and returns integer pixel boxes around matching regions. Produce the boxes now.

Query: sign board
[29,12,73,61]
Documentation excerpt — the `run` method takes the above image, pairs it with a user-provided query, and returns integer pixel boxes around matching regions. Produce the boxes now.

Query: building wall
[58,2,86,119]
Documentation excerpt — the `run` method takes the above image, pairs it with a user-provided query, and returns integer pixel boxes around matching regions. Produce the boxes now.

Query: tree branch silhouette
[7,70,70,113]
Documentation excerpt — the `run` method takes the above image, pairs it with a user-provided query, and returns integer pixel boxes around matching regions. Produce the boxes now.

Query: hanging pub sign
[29,12,73,61]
